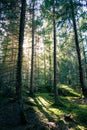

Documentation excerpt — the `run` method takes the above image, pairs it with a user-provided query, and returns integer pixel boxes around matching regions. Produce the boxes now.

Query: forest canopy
[0,0,87,130]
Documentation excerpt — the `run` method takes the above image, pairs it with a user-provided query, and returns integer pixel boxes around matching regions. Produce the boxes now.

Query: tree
[16,0,26,100]
[70,0,87,97]
[30,0,35,95]
[16,0,27,124]
[0,0,20,91]
[53,0,58,103]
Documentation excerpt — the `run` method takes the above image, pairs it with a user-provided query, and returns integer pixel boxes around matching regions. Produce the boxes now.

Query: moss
[74,110,87,123]
[23,84,87,130]
[58,84,80,97]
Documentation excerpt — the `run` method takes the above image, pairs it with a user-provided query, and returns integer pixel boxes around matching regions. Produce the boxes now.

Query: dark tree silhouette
[16,0,26,100]
[30,0,35,95]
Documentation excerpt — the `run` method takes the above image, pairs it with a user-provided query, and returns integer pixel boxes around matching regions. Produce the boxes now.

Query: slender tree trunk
[83,44,87,79]
[70,0,87,97]
[44,45,46,87]
[85,36,87,74]
[27,45,30,88]
[30,1,35,95]
[16,0,26,100]
[34,38,37,91]
[16,0,27,124]
[49,43,52,91]
[37,36,40,88]
[53,0,58,103]
[80,33,87,79]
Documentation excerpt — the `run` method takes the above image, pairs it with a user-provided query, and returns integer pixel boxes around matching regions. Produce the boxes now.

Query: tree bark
[70,0,87,97]
[30,1,35,95]
[16,0,26,100]
[16,0,27,124]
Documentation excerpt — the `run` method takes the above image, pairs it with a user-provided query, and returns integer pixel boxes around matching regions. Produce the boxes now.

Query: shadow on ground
[0,100,49,130]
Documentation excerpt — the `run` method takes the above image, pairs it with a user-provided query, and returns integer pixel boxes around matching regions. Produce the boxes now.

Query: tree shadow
[33,96,56,122]
[33,93,87,130]
[0,96,49,130]
[25,107,49,130]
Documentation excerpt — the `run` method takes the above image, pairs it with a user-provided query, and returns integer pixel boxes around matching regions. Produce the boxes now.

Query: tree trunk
[44,44,46,87]
[30,1,35,95]
[80,33,87,79]
[49,43,52,91]
[83,44,87,79]
[16,0,27,124]
[53,0,58,103]
[16,0,26,100]
[70,0,87,97]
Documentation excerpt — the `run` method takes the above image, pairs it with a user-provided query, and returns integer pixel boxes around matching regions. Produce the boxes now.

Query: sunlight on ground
[28,97,36,104]
[48,108,64,116]
[79,104,87,109]
[64,96,79,101]
[58,84,80,97]
[37,96,52,108]
[25,84,87,130]
[34,94,65,121]
[73,125,86,130]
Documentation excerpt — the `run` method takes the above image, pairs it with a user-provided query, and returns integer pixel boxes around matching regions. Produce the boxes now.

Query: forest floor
[0,84,87,130]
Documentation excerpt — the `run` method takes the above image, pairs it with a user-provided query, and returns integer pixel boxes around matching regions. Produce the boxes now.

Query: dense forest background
[0,0,87,130]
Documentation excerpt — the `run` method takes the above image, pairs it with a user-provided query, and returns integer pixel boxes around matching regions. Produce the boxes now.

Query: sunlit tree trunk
[70,0,87,97]
[49,43,52,91]
[44,44,46,87]
[53,0,58,103]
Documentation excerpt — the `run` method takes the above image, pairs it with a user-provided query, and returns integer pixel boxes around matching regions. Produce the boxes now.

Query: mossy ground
[0,84,87,130]
[24,84,87,130]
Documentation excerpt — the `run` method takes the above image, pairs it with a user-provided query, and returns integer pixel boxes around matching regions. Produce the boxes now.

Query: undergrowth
[24,84,87,130]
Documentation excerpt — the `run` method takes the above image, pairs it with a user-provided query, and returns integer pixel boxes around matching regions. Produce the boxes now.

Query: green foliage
[1,85,15,97]
[74,109,87,123]
[0,0,87,128]
[35,18,43,27]
[80,23,87,32]
[46,84,52,93]
[0,83,87,129]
